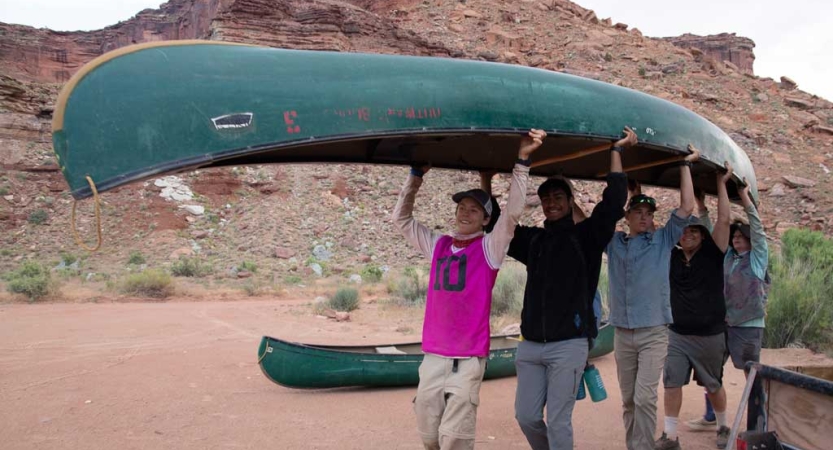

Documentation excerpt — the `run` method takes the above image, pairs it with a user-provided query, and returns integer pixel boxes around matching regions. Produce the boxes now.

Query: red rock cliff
[663,32,756,75]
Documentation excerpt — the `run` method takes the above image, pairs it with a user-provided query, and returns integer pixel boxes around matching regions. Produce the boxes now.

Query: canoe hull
[54,41,757,201]
[258,324,615,389]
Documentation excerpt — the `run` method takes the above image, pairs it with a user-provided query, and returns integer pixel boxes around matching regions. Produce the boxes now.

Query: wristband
[611,146,625,153]
[410,167,425,177]
[516,158,532,167]
[680,160,692,168]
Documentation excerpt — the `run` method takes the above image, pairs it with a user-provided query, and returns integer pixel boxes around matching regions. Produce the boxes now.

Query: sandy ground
[1,298,831,450]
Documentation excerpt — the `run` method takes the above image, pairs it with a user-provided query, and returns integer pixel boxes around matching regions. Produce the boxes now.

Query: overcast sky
[2,0,831,100]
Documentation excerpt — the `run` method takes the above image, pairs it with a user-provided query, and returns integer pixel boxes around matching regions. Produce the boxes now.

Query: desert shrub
[388,266,428,306]
[28,209,48,225]
[241,280,263,297]
[780,228,833,277]
[171,256,213,277]
[238,260,258,273]
[328,287,360,312]
[4,261,55,300]
[283,275,303,285]
[60,252,78,266]
[127,251,146,266]
[491,262,526,317]
[764,229,833,350]
[360,264,383,283]
[119,269,174,298]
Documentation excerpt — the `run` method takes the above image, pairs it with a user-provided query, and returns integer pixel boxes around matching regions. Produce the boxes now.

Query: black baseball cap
[627,194,657,212]
[452,189,493,217]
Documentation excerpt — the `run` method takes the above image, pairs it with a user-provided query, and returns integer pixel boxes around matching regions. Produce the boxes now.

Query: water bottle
[576,371,587,400]
[584,364,607,402]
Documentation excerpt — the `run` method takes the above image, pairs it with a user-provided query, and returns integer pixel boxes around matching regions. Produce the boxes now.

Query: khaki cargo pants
[614,325,668,450]
[414,354,487,450]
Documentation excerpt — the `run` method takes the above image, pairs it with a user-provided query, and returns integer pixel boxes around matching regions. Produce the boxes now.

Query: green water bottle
[576,371,587,400]
[584,364,607,402]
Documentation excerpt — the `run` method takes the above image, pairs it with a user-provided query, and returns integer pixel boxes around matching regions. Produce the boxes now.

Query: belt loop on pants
[452,359,459,373]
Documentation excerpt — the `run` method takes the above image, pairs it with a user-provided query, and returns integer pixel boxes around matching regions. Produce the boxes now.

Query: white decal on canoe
[211,112,253,130]
[645,127,656,136]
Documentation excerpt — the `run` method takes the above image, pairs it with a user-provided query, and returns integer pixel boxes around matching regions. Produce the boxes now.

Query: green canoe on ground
[53,40,757,201]
[257,322,615,389]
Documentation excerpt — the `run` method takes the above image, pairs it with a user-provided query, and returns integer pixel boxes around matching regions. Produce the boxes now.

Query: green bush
[60,252,78,266]
[360,264,383,283]
[0,186,9,196]
[764,229,833,350]
[4,261,54,300]
[238,260,258,273]
[28,209,48,225]
[127,251,146,266]
[328,287,360,312]
[780,228,833,277]
[241,280,262,297]
[171,256,213,277]
[491,262,526,317]
[119,269,174,298]
[284,275,303,285]
[389,266,428,305]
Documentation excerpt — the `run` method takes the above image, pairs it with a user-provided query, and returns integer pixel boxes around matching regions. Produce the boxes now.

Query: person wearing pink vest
[392,129,546,450]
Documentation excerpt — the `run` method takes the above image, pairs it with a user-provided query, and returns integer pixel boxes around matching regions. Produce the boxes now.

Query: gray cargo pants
[514,338,588,450]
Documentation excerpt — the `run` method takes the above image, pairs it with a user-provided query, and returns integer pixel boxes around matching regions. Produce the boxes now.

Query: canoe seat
[375,346,407,355]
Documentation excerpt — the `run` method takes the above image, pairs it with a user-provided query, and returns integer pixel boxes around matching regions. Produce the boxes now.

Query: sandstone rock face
[0,0,453,85]
[0,0,234,84]
[663,33,756,75]
[1,0,833,277]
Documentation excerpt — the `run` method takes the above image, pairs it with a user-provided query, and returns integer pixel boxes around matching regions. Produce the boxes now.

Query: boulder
[781,175,816,188]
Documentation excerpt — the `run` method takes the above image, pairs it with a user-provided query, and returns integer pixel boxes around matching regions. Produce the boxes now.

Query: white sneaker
[685,416,717,431]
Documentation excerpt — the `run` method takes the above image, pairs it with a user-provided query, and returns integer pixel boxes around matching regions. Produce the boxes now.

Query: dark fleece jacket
[508,173,627,342]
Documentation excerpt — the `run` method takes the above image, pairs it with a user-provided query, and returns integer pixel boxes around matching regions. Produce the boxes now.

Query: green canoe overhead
[53,40,757,200]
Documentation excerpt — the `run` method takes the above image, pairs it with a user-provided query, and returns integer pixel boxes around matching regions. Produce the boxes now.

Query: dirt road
[1,299,829,449]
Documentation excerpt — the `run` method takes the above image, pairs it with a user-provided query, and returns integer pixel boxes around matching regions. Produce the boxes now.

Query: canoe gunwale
[260,332,522,358]
[65,127,730,200]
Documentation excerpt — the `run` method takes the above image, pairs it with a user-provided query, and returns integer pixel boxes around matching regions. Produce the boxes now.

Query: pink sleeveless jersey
[422,235,498,357]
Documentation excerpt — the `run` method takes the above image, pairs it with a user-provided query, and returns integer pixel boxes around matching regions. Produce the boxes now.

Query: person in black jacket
[505,127,635,450]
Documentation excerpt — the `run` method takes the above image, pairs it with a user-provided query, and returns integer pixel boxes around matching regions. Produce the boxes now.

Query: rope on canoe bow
[257,343,272,364]
[71,175,103,252]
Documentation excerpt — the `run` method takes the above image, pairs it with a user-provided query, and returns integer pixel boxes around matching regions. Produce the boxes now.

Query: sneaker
[716,426,730,449]
[685,416,717,431]
[654,432,682,450]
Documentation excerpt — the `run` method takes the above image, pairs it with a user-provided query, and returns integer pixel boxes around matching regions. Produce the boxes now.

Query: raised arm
[677,144,700,218]
[610,126,636,175]
[586,127,634,247]
[739,180,768,279]
[712,162,734,253]
[391,166,441,260]
[694,187,713,232]
[485,129,545,268]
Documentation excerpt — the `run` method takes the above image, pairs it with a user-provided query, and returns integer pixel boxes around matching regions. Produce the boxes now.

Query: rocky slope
[1,0,831,291]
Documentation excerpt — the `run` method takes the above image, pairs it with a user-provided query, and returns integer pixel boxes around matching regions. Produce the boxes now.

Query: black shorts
[663,330,726,393]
